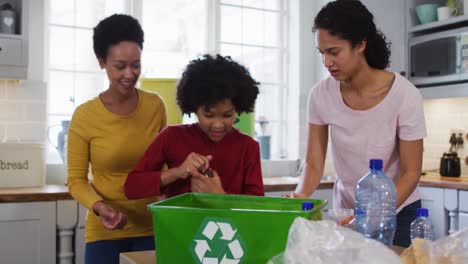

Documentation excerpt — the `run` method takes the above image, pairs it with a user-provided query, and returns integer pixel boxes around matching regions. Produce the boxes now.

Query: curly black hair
[176,54,260,115]
[313,0,391,70]
[93,14,144,61]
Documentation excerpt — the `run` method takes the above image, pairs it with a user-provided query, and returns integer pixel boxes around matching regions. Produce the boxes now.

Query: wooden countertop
[0,185,72,202]
[419,172,468,190]
[1,173,467,203]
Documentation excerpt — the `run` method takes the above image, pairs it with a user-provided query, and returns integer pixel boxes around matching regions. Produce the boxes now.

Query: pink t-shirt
[307,73,426,211]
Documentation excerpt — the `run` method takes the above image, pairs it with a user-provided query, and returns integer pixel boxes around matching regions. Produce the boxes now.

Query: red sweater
[125,124,264,198]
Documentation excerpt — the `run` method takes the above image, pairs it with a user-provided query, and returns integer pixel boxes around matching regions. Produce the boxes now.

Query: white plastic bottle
[410,208,434,241]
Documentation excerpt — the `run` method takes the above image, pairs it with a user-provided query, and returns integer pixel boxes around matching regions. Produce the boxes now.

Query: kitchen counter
[263,176,334,192]
[1,173,467,202]
[264,173,468,192]
[0,179,321,202]
[0,185,72,202]
[419,172,468,190]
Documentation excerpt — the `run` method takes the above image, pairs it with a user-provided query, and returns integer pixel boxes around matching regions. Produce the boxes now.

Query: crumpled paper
[268,218,402,264]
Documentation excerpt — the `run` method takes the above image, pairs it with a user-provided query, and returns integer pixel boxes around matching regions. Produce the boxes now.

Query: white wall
[292,0,336,176]
[290,0,328,158]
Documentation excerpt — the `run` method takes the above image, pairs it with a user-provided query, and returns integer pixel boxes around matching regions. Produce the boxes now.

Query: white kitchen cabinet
[458,190,468,231]
[0,201,56,264]
[419,186,447,240]
[458,190,468,212]
[0,0,29,79]
[57,200,78,264]
[459,212,468,231]
[361,0,406,75]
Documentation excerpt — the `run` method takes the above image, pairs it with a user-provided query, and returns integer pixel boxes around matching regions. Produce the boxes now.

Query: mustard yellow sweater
[67,89,166,243]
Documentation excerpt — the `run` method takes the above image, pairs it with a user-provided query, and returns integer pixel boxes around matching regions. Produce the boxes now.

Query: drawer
[0,38,22,66]
[459,190,468,212]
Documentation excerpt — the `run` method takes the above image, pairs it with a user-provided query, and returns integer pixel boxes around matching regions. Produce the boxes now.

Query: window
[140,0,208,78]
[217,0,288,159]
[47,0,130,163]
[46,0,290,163]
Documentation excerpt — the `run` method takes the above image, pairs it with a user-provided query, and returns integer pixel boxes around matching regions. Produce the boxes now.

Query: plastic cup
[325,208,355,225]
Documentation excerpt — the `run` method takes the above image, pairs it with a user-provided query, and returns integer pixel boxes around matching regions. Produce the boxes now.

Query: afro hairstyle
[93,14,144,61]
[176,54,260,115]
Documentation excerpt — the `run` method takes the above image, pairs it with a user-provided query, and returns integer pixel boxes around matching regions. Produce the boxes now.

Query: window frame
[213,0,290,159]
[46,0,293,163]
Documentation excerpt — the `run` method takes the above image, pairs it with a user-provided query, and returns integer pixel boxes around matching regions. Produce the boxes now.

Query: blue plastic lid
[369,159,383,170]
[302,201,314,211]
[417,208,429,217]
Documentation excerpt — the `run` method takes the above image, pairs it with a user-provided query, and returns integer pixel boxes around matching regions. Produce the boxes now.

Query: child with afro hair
[125,54,264,199]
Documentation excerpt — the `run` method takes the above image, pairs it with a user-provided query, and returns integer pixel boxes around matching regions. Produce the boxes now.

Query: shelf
[418,82,468,99]
[409,15,468,33]
[0,33,22,40]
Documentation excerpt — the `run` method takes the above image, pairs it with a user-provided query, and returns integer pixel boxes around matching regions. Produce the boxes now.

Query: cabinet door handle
[0,46,2,52]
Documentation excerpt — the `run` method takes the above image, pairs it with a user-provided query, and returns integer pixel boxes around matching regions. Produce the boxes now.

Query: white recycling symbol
[193,220,244,264]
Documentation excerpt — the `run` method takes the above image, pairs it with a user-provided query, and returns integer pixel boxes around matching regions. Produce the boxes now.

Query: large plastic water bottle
[410,208,434,241]
[355,159,397,246]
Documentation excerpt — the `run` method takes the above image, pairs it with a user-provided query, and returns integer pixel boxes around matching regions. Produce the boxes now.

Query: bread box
[0,143,45,187]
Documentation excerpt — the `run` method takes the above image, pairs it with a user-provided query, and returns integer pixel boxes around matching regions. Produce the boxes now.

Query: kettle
[47,120,70,163]
[439,152,461,177]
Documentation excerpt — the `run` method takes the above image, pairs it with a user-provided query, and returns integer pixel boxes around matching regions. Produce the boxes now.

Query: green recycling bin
[147,193,326,263]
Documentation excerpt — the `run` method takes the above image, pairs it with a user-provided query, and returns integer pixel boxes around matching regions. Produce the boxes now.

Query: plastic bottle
[355,159,397,247]
[410,208,434,241]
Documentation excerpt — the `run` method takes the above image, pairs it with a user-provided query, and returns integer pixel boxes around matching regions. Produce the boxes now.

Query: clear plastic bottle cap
[302,201,314,211]
[416,208,429,217]
[369,159,383,170]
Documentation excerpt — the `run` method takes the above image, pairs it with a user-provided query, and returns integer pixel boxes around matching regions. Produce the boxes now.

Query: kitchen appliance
[47,120,70,163]
[439,152,461,177]
[409,26,468,87]
[0,3,17,34]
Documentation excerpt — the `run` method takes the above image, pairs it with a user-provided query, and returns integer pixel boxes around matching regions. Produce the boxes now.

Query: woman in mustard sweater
[67,14,166,264]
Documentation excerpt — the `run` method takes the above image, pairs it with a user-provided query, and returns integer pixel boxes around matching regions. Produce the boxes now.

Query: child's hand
[92,201,127,230]
[190,169,225,194]
[178,153,212,179]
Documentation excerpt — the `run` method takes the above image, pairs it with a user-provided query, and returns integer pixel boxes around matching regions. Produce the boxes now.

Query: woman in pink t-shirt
[290,0,426,247]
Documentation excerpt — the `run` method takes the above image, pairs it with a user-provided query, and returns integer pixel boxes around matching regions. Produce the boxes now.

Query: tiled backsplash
[0,80,47,143]
[423,97,468,174]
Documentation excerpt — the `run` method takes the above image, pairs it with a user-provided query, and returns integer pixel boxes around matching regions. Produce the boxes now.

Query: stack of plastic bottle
[355,159,397,246]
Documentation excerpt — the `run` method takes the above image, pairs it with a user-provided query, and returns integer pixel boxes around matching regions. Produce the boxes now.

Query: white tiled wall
[423,97,468,173]
[0,80,47,143]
